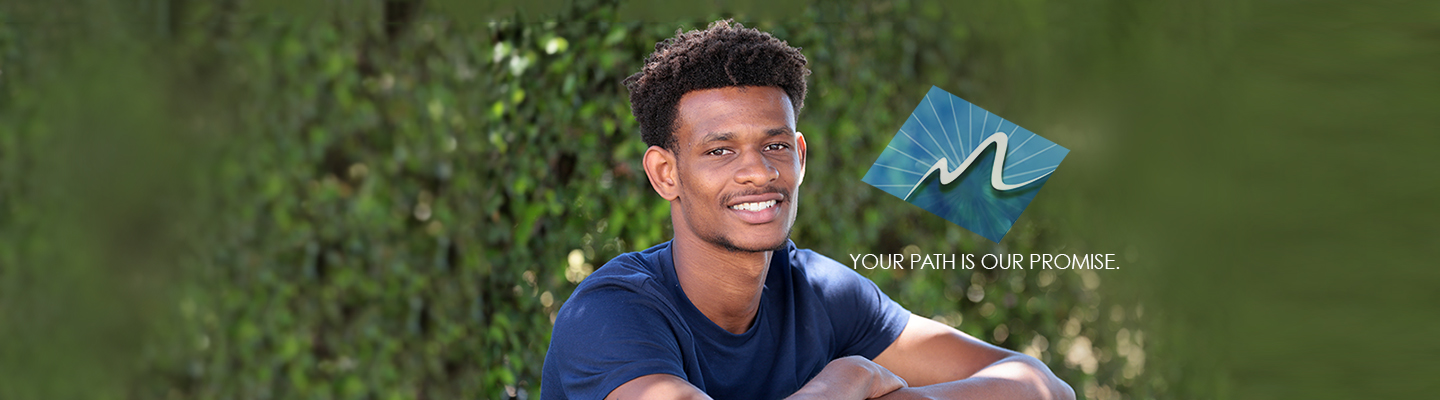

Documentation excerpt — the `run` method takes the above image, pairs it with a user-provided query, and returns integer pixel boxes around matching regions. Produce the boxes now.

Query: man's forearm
[874,355,1075,400]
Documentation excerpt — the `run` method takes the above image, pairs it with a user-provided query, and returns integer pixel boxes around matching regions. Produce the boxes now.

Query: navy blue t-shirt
[540,240,911,400]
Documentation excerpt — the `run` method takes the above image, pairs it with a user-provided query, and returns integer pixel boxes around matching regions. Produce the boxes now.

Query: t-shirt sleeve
[803,251,912,360]
[542,278,688,400]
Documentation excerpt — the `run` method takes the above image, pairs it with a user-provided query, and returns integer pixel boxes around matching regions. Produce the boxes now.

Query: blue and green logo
[863,86,1069,242]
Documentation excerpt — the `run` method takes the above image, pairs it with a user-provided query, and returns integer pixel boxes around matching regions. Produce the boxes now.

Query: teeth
[729,200,777,212]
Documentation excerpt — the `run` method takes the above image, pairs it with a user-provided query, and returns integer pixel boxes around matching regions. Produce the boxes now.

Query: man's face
[670,86,805,253]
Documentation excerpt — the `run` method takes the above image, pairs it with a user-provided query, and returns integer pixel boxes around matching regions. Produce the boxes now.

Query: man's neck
[670,230,774,335]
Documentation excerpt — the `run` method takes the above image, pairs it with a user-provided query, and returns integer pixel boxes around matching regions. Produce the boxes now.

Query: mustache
[720,186,791,205]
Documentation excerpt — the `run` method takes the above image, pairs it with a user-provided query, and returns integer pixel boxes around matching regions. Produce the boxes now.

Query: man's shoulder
[787,245,867,288]
[564,241,674,305]
[782,244,895,313]
[544,243,690,400]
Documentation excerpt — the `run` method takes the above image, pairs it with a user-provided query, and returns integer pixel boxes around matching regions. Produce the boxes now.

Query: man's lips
[725,192,785,208]
[729,199,778,212]
[725,193,785,224]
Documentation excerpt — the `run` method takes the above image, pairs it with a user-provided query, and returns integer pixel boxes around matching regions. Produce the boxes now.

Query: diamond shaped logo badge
[863,86,1069,242]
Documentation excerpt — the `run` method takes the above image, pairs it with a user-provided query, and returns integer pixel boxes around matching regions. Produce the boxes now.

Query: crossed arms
[606,314,1075,400]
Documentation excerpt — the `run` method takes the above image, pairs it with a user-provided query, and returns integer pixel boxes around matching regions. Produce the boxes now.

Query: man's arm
[871,314,1076,400]
[605,374,712,400]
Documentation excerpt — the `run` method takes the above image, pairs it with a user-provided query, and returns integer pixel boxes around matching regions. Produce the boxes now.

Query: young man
[541,20,1075,400]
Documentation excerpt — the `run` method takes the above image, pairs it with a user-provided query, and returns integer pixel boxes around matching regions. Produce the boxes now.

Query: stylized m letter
[904,132,1054,200]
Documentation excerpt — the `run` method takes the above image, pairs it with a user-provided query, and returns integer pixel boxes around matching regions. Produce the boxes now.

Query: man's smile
[724,192,785,224]
[729,199,777,212]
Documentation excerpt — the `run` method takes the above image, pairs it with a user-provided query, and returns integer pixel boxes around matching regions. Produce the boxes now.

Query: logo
[863,86,1069,242]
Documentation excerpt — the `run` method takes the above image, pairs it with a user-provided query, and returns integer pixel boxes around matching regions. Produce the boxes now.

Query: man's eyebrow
[698,127,794,145]
[764,127,795,138]
[700,132,735,144]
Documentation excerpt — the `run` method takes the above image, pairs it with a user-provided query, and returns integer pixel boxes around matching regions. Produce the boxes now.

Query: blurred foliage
[5,0,1434,399]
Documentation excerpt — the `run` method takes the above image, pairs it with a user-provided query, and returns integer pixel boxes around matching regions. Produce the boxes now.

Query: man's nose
[735,149,779,186]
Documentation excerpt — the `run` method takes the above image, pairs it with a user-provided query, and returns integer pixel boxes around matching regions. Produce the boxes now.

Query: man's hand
[786,355,908,400]
[871,314,1076,400]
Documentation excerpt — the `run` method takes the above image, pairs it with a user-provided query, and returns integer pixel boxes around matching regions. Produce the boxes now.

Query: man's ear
[795,131,808,186]
[643,145,680,201]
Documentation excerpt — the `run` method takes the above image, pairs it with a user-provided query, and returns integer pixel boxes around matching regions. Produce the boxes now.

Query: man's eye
[765,143,790,151]
[707,148,733,156]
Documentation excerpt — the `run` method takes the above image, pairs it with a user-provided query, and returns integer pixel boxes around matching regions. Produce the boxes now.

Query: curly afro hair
[623,19,811,151]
